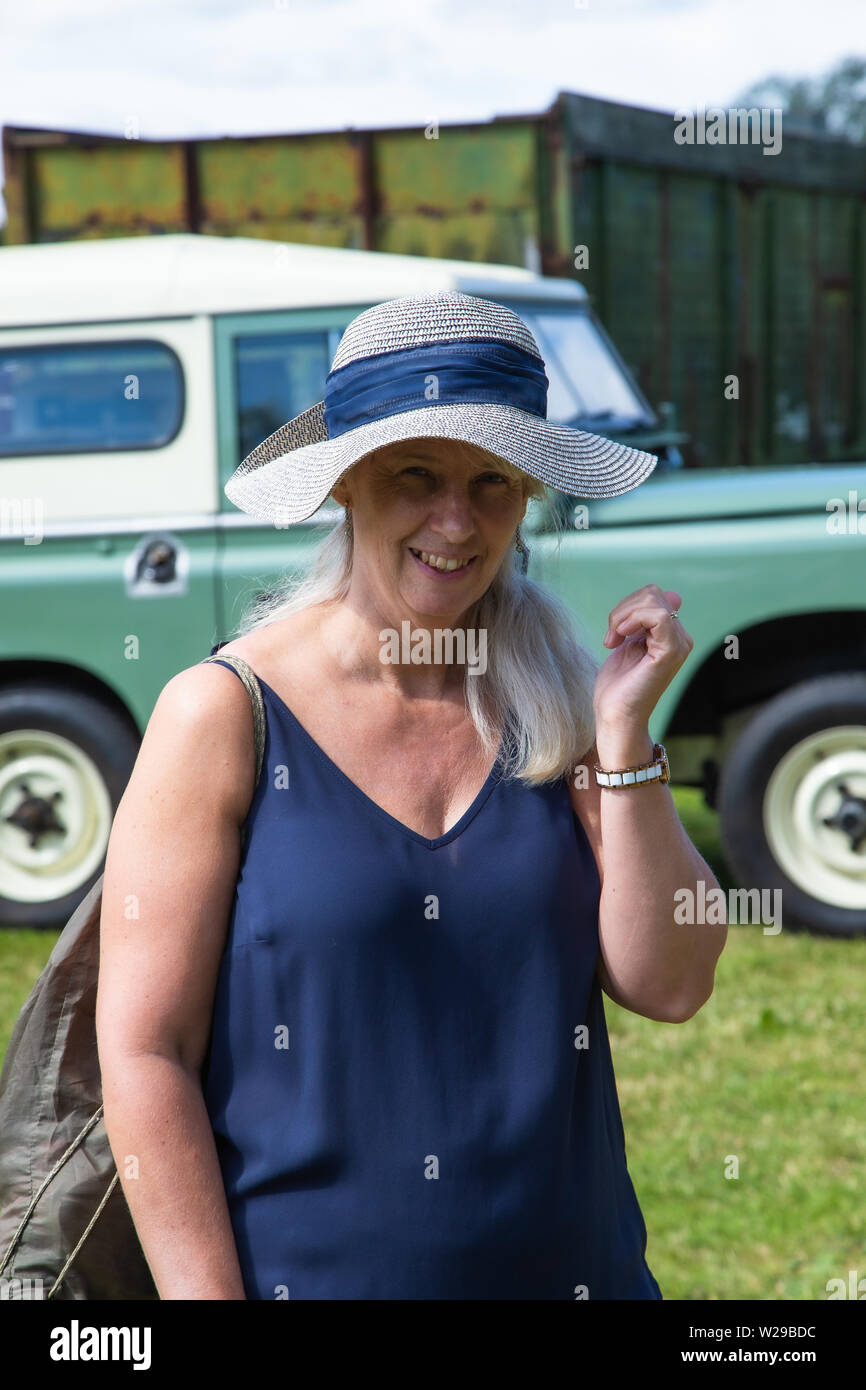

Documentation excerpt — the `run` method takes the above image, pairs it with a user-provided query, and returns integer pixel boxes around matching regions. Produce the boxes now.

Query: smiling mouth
[409,547,477,574]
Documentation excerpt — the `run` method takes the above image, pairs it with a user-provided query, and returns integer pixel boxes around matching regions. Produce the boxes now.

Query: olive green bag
[0,654,264,1300]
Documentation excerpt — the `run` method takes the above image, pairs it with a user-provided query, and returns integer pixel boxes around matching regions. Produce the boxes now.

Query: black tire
[718,673,866,938]
[0,683,140,929]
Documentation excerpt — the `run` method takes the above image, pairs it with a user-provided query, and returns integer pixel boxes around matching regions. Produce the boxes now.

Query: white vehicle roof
[0,233,586,327]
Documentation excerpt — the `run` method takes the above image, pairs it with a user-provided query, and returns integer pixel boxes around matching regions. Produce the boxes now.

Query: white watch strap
[594,742,669,787]
[595,763,664,787]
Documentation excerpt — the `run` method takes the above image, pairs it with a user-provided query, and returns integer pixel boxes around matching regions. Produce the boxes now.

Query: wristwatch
[594,742,670,788]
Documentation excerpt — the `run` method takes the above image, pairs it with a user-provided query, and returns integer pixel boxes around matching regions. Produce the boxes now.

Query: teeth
[414,549,472,572]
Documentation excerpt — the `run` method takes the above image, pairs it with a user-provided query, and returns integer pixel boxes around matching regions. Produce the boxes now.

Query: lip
[408,547,478,578]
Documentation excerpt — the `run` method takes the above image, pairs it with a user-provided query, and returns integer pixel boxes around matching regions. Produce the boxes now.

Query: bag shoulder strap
[201,653,266,790]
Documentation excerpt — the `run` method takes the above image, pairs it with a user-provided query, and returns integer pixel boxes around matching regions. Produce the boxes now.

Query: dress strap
[201,654,266,791]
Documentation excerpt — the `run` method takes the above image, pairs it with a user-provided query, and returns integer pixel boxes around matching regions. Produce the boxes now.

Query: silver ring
[669,610,680,620]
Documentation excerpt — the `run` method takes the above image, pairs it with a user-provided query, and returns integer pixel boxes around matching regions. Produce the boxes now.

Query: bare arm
[571,736,727,1024]
[95,662,256,1299]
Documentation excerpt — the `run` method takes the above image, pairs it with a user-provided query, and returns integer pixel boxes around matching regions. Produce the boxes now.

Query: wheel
[718,674,866,937]
[0,684,140,929]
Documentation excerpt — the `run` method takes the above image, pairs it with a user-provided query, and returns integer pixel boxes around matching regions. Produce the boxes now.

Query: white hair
[233,443,598,784]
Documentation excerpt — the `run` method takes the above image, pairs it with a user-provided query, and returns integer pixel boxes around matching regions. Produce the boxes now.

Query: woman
[95,291,727,1300]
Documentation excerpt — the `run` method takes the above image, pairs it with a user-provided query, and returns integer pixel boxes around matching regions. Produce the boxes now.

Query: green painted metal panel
[855,202,866,453]
[733,179,763,468]
[0,527,219,733]
[373,122,542,264]
[718,179,741,470]
[555,91,866,473]
[767,188,812,466]
[572,156,761,470]
[26,141,189,241]
[816,192,859,458]
[374,207,534,264]
[200,134,359,217]
[568,160,665,408]
[197,133,364,245]
[374,123,538,212]
[554,90,866,191]
[532,478,866,750]
[667,175,727,468]
[552,460,866,526]
[216,519,339,645]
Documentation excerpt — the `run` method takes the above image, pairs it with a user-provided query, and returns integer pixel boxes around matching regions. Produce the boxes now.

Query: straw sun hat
[225,290,659,525]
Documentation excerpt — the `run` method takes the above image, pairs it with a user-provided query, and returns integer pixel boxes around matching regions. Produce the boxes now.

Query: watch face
[657,743,670,782]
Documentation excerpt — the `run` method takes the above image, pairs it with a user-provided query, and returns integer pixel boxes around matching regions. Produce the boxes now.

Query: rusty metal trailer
[3,90,864,471]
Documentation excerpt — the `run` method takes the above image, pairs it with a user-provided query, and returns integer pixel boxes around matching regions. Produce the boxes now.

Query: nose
[427,482,476,542]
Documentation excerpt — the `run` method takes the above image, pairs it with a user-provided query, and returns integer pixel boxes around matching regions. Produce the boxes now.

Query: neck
[316,591,478,700]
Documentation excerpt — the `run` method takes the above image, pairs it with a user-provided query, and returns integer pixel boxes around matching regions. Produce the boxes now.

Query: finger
[613,606,682,639]
[605,591,681,644]
[605,584,659,633]
[606,585,680,634]
[607,603,690,649]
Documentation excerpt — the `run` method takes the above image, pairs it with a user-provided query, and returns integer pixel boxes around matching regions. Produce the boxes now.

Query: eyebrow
[386,450,516,476]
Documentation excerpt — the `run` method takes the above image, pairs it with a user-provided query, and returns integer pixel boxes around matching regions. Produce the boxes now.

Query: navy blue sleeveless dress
[200,652,662,1301]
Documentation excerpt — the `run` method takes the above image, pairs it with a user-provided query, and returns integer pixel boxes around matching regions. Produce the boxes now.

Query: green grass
[1,788,862,1300]
[0,926,60,1060]
[609,788,866,1300]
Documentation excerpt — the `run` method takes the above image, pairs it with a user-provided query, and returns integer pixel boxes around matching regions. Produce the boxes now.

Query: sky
[0,0,862,225]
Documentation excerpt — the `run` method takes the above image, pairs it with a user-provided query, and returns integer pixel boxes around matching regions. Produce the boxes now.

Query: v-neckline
[255,675,505,851]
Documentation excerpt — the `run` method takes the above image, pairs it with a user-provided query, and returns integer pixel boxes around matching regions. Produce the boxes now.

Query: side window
[0,340,183,456]
[234,332,331,464]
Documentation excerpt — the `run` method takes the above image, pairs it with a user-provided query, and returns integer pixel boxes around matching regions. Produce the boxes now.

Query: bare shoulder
[131,658,262,826]
[155,657,255,733]
[153,615,316,806]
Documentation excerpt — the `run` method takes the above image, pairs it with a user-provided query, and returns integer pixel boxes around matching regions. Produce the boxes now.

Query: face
[332,439,529,624]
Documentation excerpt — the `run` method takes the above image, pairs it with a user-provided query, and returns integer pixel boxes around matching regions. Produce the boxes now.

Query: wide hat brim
[224,398,659,525]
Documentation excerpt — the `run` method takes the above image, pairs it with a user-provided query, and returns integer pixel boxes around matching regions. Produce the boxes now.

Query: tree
[731,55,866,143]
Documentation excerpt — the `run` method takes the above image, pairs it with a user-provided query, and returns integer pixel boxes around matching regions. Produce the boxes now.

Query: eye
[399,465,432,477]
[475,472,509,485]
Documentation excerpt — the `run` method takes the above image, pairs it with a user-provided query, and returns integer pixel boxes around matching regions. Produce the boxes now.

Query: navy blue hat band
[323,338,549,439]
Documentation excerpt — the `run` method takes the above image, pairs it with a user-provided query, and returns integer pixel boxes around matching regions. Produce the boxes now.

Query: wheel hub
[822,783,866,853]
[5,781,66,848]
[0,729,112,904]
[763,726,866,911]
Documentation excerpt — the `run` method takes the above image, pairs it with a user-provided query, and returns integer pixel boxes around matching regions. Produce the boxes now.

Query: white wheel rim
[763,725,866,912]
[0,729,113,905]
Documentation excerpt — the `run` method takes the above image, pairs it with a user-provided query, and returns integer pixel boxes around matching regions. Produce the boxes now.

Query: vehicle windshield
[517,308,654,431]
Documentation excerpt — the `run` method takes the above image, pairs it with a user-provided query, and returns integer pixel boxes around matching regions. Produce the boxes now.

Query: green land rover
[0,234,863,936]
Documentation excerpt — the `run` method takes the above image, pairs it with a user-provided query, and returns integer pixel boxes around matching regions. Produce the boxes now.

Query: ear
[332,459,365,509]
